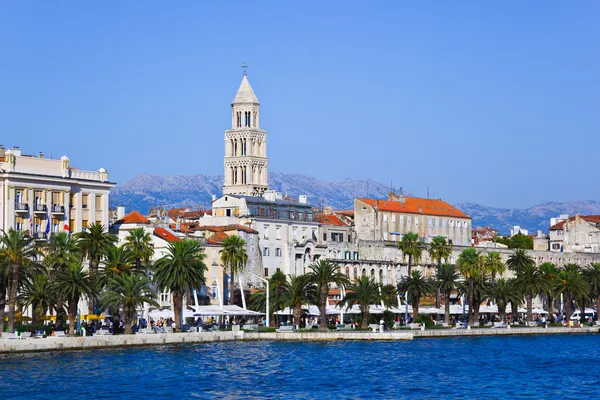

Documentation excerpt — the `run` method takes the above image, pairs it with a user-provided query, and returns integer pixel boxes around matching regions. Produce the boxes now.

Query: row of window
[328,250,359,260]
[263,247,283,257]
[382,214,469,229]
[263,225,318,242]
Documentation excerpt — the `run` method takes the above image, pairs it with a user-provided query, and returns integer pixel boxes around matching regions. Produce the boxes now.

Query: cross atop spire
[242,62,248,76]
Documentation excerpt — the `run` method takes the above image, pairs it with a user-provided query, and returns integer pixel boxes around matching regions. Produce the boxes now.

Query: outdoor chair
[33,330,46,338]
[441,323,450,328]
[242,324,258,331]
[19,332,32,339]
[492,322,507,329]
[54,331,66,337]
[276,326,295,332]
[408,323,421,330]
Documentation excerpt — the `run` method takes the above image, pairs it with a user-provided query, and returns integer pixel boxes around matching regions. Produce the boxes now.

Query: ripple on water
[0,334,598,399]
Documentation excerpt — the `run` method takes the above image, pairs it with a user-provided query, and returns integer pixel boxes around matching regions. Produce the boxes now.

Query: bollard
[379,326,383,333]
[467,326,471,330]
[420,325,425,332]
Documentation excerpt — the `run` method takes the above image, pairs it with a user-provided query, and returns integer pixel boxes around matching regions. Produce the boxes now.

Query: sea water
[1,334,598,399]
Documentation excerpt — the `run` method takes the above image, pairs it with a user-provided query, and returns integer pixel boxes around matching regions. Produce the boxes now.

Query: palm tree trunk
[124,307,132,334]
[56,297,66,330]
[413,302,419,319]
[511,302,518,323]
[173,291,182,330]
[68,299,78,335]
[467,280,474,326]
[435,287,441,321]
[565,293,572,322]
[407,256,412,277]
[229,266,235,307]
[0,285,6,331]
[360,310,369,329]
[7,263,20,333]
[319,285,328,330]
[597,295,600,323]
[499,303,506,323]
[580,299,586,324]
[547,295,554,321]
[444,291,450,325]
[526,294,533,323]
[293,305,302,329]
[31,301,39,326]
[273,288,279,328]
[474,302,480,326]
[87,260,96,316]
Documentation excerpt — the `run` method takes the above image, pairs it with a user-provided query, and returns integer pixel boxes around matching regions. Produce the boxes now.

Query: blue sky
[1,2,598,208]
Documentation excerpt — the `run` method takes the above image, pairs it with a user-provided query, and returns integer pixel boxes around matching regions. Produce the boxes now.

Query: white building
[510,226,528,237]
[0,146,114,237]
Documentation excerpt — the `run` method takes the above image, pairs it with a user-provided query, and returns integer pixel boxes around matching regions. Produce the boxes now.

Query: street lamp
[250,272,269,328]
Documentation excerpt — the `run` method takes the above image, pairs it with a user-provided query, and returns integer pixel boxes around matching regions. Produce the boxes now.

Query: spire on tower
[232,65,259,104]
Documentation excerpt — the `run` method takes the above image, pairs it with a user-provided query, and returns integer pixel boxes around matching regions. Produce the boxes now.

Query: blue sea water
[1,334,599,399]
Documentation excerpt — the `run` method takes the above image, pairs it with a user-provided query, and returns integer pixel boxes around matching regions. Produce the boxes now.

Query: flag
[64,223,70,238]
[45,207,50,236]
[29,214,33,235]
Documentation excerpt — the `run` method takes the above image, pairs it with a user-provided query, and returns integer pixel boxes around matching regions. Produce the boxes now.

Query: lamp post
[250,272,269,328]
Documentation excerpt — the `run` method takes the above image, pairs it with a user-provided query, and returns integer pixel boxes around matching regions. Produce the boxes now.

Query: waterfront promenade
[1,327,598,354]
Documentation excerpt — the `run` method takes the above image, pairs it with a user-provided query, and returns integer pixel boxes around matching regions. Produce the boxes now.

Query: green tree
[539,262,559,320]
[307,259,348,330]
[339,276,382,329]
[484,252,505,283]
[397,270,433,319]
[0,229,41,333]
[514,262,548,323]
[219,235,248,306]
[153,240,207,330]
[487,278,521,323]
[0,259,9,329]
[435,263,460,324]
[102,245,135,280]
[53,262,97,335]
[101,273,159,334]
[281,274,316,328]
[20,271,54,325]
[555,264,589,322]
[456,248,483,326]
[269,270,288,326]
[124,228,154,273]
[74,223,117,314]
[585,263,600,323]
[428,236,452,310]
[398,232,422,276]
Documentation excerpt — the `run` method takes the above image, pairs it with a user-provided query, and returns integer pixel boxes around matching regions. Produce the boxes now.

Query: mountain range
[110,173,600,234]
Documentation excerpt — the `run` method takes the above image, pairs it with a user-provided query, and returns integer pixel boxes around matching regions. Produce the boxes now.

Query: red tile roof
[549,215,600,230]
[207,231,229,244]
[315,214,348,227]
[357,197,470,219]
[154,227,182,243]
[194,225,258,234]
[117,210,151,224]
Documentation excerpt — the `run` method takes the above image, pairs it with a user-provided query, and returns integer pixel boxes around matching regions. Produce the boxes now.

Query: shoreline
[1,327,597,354]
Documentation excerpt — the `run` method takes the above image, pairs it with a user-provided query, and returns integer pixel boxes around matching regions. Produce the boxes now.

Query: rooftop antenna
[427,185,430,199]
[399,186,403,196]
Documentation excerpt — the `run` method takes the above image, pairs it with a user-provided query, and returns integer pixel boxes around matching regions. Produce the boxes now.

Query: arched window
[345,267,350,278]
[379,269,383,283]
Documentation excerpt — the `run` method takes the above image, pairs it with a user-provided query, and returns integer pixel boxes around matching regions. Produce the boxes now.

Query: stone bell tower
[222,66,269,196]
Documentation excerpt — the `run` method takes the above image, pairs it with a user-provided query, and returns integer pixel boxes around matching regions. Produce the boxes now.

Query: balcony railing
[51,204,65,214]
[33,204,47,213]
[15,202,28,212]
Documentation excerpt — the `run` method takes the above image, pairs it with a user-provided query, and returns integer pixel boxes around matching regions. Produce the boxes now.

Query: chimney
[212,194,217,202]
[37,152,44,159]
[299,195,307,204]
[323,206,333,215]
[11,146,21,156]
[117,206,125,220]
[0,145,4,158]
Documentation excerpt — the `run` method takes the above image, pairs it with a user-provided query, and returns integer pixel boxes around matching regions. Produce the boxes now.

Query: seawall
[0,327,597,354]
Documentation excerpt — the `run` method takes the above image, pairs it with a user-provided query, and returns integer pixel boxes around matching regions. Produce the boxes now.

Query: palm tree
[0,259,9,329]
[539,262,559,320]
[456,247,482,326]
[101,273,159,334]
[338,276,382,329]
[487,278,521,323]
[269,270,287,327]
[484,252,505,283]
[53,262,97,335]
[506,249,534,275]
[398,232,422,276]
[514,262,548,323]
[281,274,315,328]
[124,228,154,273]
[0,229,41,333]
[380,283,399,309]
[435,263,460,324]
[43,231,79,327]
[307,259,348,330]
[397,271,433,319]
[153,240,207,330]
[555,264,589,322]
[219,235,248,306]
[428,236,452,310]
[102,245,135,280]
[585,263,600,323]
[20,271,54,325]
[74,223,117,315]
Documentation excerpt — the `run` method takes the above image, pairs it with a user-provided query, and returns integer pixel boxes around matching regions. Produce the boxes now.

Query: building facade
[223,71,268,196]
[0,146,114,237]
[354,193,472,246]
[549,215,600,253]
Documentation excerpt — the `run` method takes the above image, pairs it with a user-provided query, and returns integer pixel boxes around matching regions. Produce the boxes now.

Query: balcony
[51,204,65,214]
[31,231,47,241]
[33,204,47,214]
[15,203,28,213]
